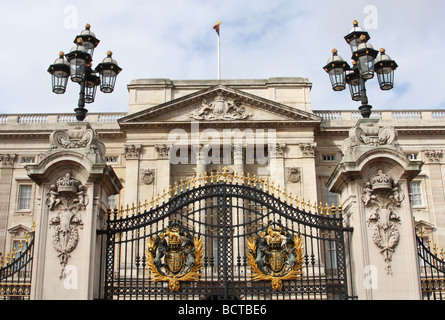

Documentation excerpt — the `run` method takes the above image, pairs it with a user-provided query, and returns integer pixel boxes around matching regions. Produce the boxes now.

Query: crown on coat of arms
[370,169,392,190]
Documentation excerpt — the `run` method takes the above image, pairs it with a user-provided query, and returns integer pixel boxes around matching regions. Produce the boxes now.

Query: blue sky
[0,0,444,115]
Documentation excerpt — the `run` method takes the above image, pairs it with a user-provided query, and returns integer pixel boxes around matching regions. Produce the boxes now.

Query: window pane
[324,186,338,207]
[18,185,32,210]
[409,181,423,206]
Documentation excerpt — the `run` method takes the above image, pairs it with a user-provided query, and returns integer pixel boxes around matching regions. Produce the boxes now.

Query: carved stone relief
[49,127,106,160]
[188,92,253,121]
[361,169,404,275]
[124,144,142,160]
[286,167,301,183]
[0,154,16,167]
[423,150,443,163]
[141,169,155,185]
[299,143,316,157]
[46,170,87,279]
[341,120,401,161]
[154,144,170,159]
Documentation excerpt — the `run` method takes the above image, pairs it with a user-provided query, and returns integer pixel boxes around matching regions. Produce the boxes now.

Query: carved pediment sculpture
[188,92,253,121]
[46,170,88,279]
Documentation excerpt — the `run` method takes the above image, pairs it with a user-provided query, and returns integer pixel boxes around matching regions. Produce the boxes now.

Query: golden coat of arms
[247,223,304,291]
[146,221,204,291]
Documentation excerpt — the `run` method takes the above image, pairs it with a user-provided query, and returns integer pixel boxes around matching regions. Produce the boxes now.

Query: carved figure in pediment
[188,92,253,121]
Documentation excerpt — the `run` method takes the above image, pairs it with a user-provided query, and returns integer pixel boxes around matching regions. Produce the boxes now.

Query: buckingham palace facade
[0,77,444,300]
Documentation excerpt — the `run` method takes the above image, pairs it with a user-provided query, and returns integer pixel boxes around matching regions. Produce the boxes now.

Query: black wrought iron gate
[98,173,351,300]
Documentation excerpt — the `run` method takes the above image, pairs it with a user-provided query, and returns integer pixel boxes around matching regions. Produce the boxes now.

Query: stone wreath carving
[46,170,88,279]
[361,169,404,275]
[188,92,253,120]
[141,169,155,185]
[286,167,301,183]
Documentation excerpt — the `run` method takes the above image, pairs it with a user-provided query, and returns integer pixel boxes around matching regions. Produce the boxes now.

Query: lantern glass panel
[376,69,394,90]
[99,69,118,93]
[70,58,86,83]
[358,55,375,80]
[85,84,98,103]
[329,71,346,91]
[51,73,69,94]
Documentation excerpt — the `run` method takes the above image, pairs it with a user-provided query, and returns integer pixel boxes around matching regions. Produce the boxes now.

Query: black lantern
[323,20,397,118]
[323,48,350,92]
[74,24,100,57]
[48,24,122,121]
[65,38,92,83]
[48,52,70,94]
[96,51,122,93]
[374,48,398,90]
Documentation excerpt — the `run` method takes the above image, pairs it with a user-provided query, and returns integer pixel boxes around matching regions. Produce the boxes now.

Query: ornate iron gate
[417,234,445,300]
[0,228,35,300]
[99,171,351,300]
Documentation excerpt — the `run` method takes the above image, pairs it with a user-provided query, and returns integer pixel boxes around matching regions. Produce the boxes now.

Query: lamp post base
[359,104,372,118]
[74,107,88,121]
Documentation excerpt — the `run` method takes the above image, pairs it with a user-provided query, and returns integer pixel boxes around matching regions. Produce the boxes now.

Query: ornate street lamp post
[323,20,398,118]
[48,24,122,121]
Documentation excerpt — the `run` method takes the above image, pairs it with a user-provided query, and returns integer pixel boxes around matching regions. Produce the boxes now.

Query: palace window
[409,181,423,207]
[108,195,117,209]
[322,154,336,162]
[21,157,35,164]
[18,185,32,211]
[408,153,419,160]
[324,186,339,207]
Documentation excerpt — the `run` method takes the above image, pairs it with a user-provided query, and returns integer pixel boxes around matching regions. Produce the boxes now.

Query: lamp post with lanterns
[48,24,122,121]
[323,20,398,118]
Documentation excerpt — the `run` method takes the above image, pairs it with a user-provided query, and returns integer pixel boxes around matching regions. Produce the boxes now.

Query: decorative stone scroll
[188,92,253,121]
[46,170,87,279]
[341,120,401,162]
[361,169,404,275]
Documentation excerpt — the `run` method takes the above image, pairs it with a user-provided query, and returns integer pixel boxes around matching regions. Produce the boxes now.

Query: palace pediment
[118,85,321,128]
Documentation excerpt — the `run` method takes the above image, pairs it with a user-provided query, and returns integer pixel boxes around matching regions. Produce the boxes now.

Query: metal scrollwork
[146,221,204,291]
[246,223,304,291]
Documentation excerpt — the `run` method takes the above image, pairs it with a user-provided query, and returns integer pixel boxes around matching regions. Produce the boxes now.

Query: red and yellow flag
[213,21,221,35]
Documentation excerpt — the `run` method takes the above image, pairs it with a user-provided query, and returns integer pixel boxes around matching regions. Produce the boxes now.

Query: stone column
[421,150,445,246]
[0,155,16,253]
[268,143,286,191]
[327,119,423,300]
[26,123,122,300]
[123,144,142,206]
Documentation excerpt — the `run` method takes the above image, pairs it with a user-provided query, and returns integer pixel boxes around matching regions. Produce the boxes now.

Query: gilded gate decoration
[246,223,304,291]
[146,221,204,291]
[99,169,351,300]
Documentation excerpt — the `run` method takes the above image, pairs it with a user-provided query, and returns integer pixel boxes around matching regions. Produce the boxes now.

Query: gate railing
[417,234,445,300]
[98,169,353,300]
[0,227,35,300]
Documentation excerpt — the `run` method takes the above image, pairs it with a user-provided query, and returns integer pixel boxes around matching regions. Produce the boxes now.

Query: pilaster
[327,119,423,300]
[26,123,122,300]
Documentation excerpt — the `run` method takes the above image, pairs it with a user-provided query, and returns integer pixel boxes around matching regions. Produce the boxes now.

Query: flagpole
[214,21,221,80]
[217,29,221,80]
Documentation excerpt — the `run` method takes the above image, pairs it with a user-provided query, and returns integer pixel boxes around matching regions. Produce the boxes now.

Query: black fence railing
[0,231,35,300]
[417,235,445,300]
